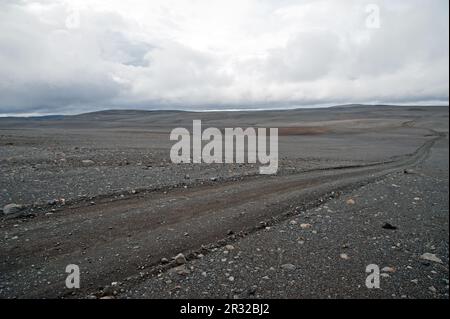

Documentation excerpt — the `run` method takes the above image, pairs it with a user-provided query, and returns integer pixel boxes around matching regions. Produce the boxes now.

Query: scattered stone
[228,276,235,282]
[382,267,396,273]
[300,223,312,229]
[289,220,298,225]
[420,253,443,264]
[160,257,169,264]
[340,253,350,260]
[171,265,190,276]
[411,279,419,284]
[346,198,355,205]
[101,285,116,297]
[81,159,95,165]
[2,203,24,215]
[429,286,437,293]
[382,222,398,230]
[174,253,186,265]
[281,264,296,271]
[225,245,235,251]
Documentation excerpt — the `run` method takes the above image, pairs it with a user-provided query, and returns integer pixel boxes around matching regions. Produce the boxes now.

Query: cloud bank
[0,0,448,114]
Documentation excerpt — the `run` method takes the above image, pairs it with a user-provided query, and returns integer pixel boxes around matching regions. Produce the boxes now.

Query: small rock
[382,266,396,273]
[225,245,235,251]
[429,286,437,293]
[171,265,190,276]
[404,169,416,174]
[346,198,355,205]
[300,223,312,229]
[382,222,398,230]
[2,203,24,215]
[420,253,443,264]
[281,263,296,271]
[101,285,116,297]
[174,253,186,265]
[81,159,95,165]
[160,257,169,264]
[228,276,235,282]
[340,253,350,260]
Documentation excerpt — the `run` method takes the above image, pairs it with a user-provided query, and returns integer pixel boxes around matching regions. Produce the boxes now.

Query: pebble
[81,159,95,165]
[174,253,186,265]
[420,253,443,264]
[381,267,396,273]
[2,203,24,215]
[382,222,398,230]
[281,264,296,270]
[340,253,350,260]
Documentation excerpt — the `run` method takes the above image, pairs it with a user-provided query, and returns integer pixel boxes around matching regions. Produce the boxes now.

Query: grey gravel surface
[0,105,448,299]
[123,138,448,299]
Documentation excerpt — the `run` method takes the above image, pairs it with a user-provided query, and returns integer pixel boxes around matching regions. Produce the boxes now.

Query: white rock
[420,253,443,264]
[3,203,24,215]
[340,253,350,260]
[81,159,95,165]
[382,266,396,273]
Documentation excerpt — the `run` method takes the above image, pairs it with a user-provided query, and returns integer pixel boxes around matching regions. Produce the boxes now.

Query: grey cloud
[0,0,448,115]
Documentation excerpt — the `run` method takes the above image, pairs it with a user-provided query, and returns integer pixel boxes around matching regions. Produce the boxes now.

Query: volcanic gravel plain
[0,105,448,299]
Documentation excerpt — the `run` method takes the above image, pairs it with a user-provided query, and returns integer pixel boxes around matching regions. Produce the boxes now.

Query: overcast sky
[0,0,448,115]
